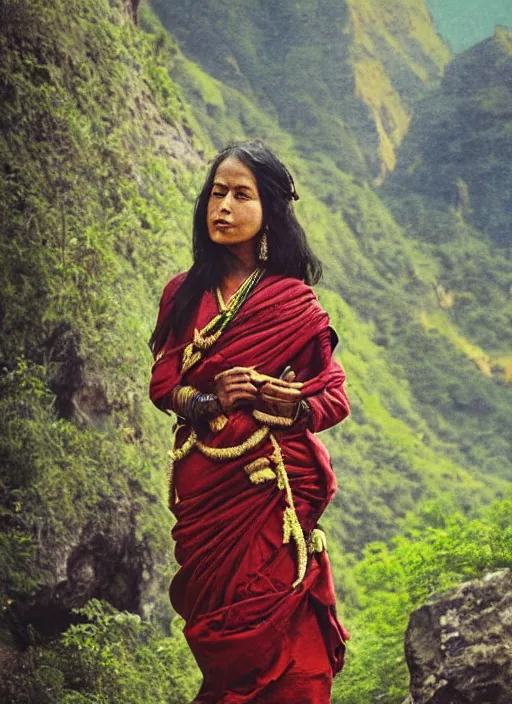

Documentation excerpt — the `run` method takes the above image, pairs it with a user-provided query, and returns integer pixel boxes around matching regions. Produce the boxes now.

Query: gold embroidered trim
[253,409,295,427]
[166,456,175,510]
[168,429,198,462]
[308,528,327,554]
[244,456,271,475]
[196,426,270,460]
[164,394,310,588]
[209,414,229,433]
[249,467,277,484]
[166,426,269,465]
[244,457,277,484]
[181,347,203,374]
[181,268,263,374]
[182,326,223,374]
[166,430,198,509]
[270,434,308,588]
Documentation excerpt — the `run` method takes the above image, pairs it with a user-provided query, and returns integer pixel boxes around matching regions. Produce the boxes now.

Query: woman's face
[207,156,263,249]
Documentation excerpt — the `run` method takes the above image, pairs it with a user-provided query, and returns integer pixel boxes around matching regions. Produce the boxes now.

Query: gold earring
[258,229,268,262]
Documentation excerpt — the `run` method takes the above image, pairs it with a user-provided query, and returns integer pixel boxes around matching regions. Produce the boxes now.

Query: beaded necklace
[181,268,263,374]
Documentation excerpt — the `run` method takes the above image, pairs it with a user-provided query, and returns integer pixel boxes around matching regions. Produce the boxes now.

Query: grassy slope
[379,32,512,484]
[0,1,510,702]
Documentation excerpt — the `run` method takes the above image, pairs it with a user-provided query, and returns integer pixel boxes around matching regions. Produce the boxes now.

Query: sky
[427,0,512,53]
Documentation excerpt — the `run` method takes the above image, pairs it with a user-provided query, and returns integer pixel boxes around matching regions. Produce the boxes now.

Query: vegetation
[332,497,512,703]
[0,0,510,702]
[0,599,200,704]
[0,0,203,652]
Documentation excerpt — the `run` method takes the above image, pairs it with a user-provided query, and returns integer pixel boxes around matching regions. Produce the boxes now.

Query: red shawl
[150,273,350,703]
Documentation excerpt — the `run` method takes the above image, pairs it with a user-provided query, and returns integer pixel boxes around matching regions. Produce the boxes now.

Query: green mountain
[0,1,511,703]
[151,0,450,181]
[382,27,512,400]
[150,0,512,495]
[386,26,512,246]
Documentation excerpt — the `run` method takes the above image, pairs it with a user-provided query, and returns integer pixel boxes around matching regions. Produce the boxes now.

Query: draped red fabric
[150,273,350,703]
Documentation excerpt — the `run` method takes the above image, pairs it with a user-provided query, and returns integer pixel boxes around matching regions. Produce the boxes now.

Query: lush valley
[0,0,510,702]
[151,0,450,181]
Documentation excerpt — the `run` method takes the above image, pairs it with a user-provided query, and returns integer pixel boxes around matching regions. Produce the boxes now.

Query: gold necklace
[182,268,263,374]
[216,268,261,313]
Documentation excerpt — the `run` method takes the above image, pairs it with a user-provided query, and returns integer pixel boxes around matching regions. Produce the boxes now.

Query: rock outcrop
[405,570,512,703]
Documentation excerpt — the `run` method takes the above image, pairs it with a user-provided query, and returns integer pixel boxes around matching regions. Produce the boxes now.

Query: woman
[149,141,350,703]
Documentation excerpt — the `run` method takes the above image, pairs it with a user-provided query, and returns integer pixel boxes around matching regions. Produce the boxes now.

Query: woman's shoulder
[160,271,188,302]
[250,274,326,329]
[260,273,318,299]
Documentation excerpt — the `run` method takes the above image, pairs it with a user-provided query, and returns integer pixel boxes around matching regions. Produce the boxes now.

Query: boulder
[405,570,512,703]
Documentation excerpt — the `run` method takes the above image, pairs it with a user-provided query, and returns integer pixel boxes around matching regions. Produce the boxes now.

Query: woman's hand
[214,366,304,418]
[214,367,259,413]
[255,368,304,419]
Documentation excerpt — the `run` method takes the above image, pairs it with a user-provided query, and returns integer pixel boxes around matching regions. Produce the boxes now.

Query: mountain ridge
[385,25,512,246]
[0,2,511,702]
[150,0,451,181]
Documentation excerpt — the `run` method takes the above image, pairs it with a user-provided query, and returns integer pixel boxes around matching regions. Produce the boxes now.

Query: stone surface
[405,570,512,704]
[4,495,157,647]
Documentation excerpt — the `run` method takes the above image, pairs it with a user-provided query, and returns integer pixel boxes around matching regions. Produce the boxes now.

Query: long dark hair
[149,140,322,354]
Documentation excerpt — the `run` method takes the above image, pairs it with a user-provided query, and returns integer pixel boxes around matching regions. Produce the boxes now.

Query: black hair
[149,140,322,354]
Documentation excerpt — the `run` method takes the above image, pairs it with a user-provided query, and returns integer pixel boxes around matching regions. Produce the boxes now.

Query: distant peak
[494,25,512,50]
[495,25,512,37]
[454,24,512,59]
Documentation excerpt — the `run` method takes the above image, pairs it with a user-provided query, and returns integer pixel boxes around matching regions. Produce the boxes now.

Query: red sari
[150,273,350,703]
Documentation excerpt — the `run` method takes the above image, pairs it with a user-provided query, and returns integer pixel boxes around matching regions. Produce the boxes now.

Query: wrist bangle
[189,392,222,420]
[169,386,222,422]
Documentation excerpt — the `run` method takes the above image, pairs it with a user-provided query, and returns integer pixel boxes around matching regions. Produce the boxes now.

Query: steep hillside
[0,2,204,694]
[1,1,511,702]
[387,26,512,245]
[150,3,512,506]
[382,27,512,406]
[150,0,450,181]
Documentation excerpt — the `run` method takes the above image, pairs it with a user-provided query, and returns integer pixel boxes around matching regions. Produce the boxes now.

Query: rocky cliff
[0,0,204,649]
[405,570,512,704]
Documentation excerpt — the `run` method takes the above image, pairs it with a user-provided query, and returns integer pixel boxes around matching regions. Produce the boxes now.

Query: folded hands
[214,366,304,418]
